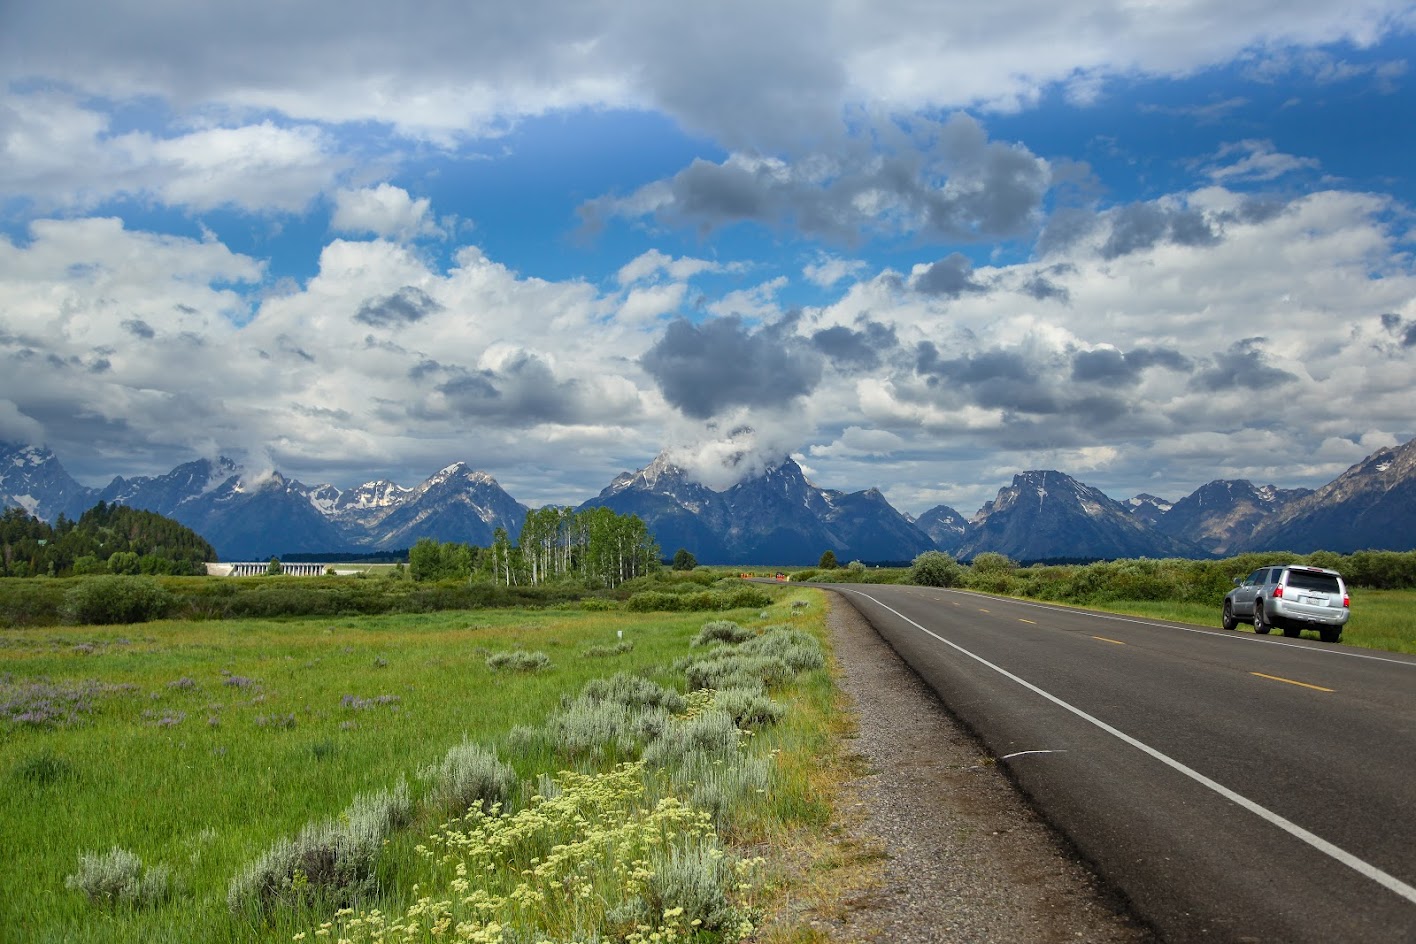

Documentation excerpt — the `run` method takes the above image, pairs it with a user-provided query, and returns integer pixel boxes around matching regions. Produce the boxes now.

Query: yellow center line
[1092,635,1126,645]
[1251,672,1334,693]
[978,608,990,613]
[1019,618,1037,625]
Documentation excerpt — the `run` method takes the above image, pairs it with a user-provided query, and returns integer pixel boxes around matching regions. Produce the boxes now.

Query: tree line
[409,506,659,588]
[0,502,216,578]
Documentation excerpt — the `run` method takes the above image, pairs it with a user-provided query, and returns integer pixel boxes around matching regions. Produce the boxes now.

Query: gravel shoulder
[796,593,1158,943]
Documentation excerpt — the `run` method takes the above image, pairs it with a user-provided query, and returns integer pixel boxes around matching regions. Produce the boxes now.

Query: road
[823,583,1416,942]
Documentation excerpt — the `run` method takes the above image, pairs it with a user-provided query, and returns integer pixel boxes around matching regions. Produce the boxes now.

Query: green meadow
[0,591,852,943]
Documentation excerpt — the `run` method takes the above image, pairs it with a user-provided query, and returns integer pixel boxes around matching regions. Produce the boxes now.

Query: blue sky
[1,1,1414,517]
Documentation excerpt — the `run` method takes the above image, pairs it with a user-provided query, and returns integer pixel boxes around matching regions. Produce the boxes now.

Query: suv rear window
[1285,570,1341,593]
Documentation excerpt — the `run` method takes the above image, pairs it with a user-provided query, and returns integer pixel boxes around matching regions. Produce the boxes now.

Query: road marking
[840,587,1416,908]
[1002,749,1065,760]
[1019,618,1037,624]
[979,608,990,613]
[1251,672,1334,692]
[1092,635,1126,645]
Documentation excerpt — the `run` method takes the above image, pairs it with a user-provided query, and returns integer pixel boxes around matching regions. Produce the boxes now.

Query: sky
[1,1,1414,518]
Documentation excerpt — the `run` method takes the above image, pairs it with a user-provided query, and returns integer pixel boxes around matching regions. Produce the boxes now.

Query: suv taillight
[1343,593,1350,608]
[1273,585,1284,598]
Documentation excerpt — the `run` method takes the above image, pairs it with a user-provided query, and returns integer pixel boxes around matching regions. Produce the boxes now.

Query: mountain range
[3,437,1415,564]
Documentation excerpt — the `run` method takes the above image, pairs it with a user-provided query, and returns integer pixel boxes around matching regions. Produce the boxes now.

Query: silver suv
[1222,564,1350,643]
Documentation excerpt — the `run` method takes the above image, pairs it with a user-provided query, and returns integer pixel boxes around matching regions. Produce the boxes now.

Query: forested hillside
[0,502,216,577]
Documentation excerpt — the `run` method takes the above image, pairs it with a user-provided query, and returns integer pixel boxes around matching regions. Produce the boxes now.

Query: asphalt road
[824,583,1416,943]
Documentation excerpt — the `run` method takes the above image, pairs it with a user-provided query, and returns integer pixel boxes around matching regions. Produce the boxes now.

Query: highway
[825,584,1416,942]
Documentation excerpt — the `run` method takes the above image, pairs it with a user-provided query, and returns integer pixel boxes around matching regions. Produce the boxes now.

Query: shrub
[65,846,170,909]
[692,620,755,647]
[227,780,411,916]
[642,839,748,932]
[544,699,671,760]
[712,688,785,728]
[60,576,172,625]
[581,640,634,657]
[908,550,962,588]
[643,709,741,769]
[626,587,772,612]
[739,627,825,673]
[485,650,551,672]
[421,741,515,816]
[681,653,789,692]
[788,569,819,582]
[577,673,687,713]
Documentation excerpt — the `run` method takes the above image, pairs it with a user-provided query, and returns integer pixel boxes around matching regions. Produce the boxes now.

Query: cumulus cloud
[1192,339,1299,391]
[332,184,441,240]
[583,114,1051,244]
[811,319,898,370]
[1070,346,1192,387]
[1100,201,1218,259]
[0,93,338,212]
[355,286,443,327]
[912,253,988,297]
[4,1,1405,146]
[641,315,824,419]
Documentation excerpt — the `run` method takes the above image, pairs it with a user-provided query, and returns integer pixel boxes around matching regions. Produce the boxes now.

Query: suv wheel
[1319,627,1342,643]
[1253,600,1271,635]
[1221,601,1238,630]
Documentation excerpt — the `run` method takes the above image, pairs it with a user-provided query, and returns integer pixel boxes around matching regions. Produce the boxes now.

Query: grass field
[0,591,854,943]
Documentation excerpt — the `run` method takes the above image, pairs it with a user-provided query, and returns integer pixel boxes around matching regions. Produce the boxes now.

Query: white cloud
[0,93,338,212]
[803,254,866,288]
[3,1,1409,147]
[331,184,440,240]
[1203,140,1321,183]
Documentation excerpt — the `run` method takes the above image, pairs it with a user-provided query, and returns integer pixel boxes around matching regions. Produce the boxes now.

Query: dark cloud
[1071,346,1192,386]
[1218,197,1290,226]
[914,253,987,297]
[1102,202,1218,259]
[1020,270,1071,302]
[1192,338,1298,391]
[434,352,595,424]
[122,319,155,339]
[1380,313,1416,348]
[916,342,1060,414]
[1035,206,1098,257]
[642,315,823,418]
[583,114,1050,245]
[355,286,442,327]
[810,319,897,369]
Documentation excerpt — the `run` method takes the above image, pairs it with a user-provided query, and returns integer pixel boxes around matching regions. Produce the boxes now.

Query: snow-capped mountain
[1125,493,1174,527]
[0,443,95,521]
[0,444,526,560]
[1240,439,1416,553]
[913,504,969,554]
[582,453,934,564]
[1153,480,1312,555]
[957,470,1203,561]
[6,437,1416,563]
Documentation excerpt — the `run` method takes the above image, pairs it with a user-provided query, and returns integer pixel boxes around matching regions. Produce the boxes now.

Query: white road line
[927,587,1416,668]
[1002,750,1066,760]
[841,587,1416,907]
